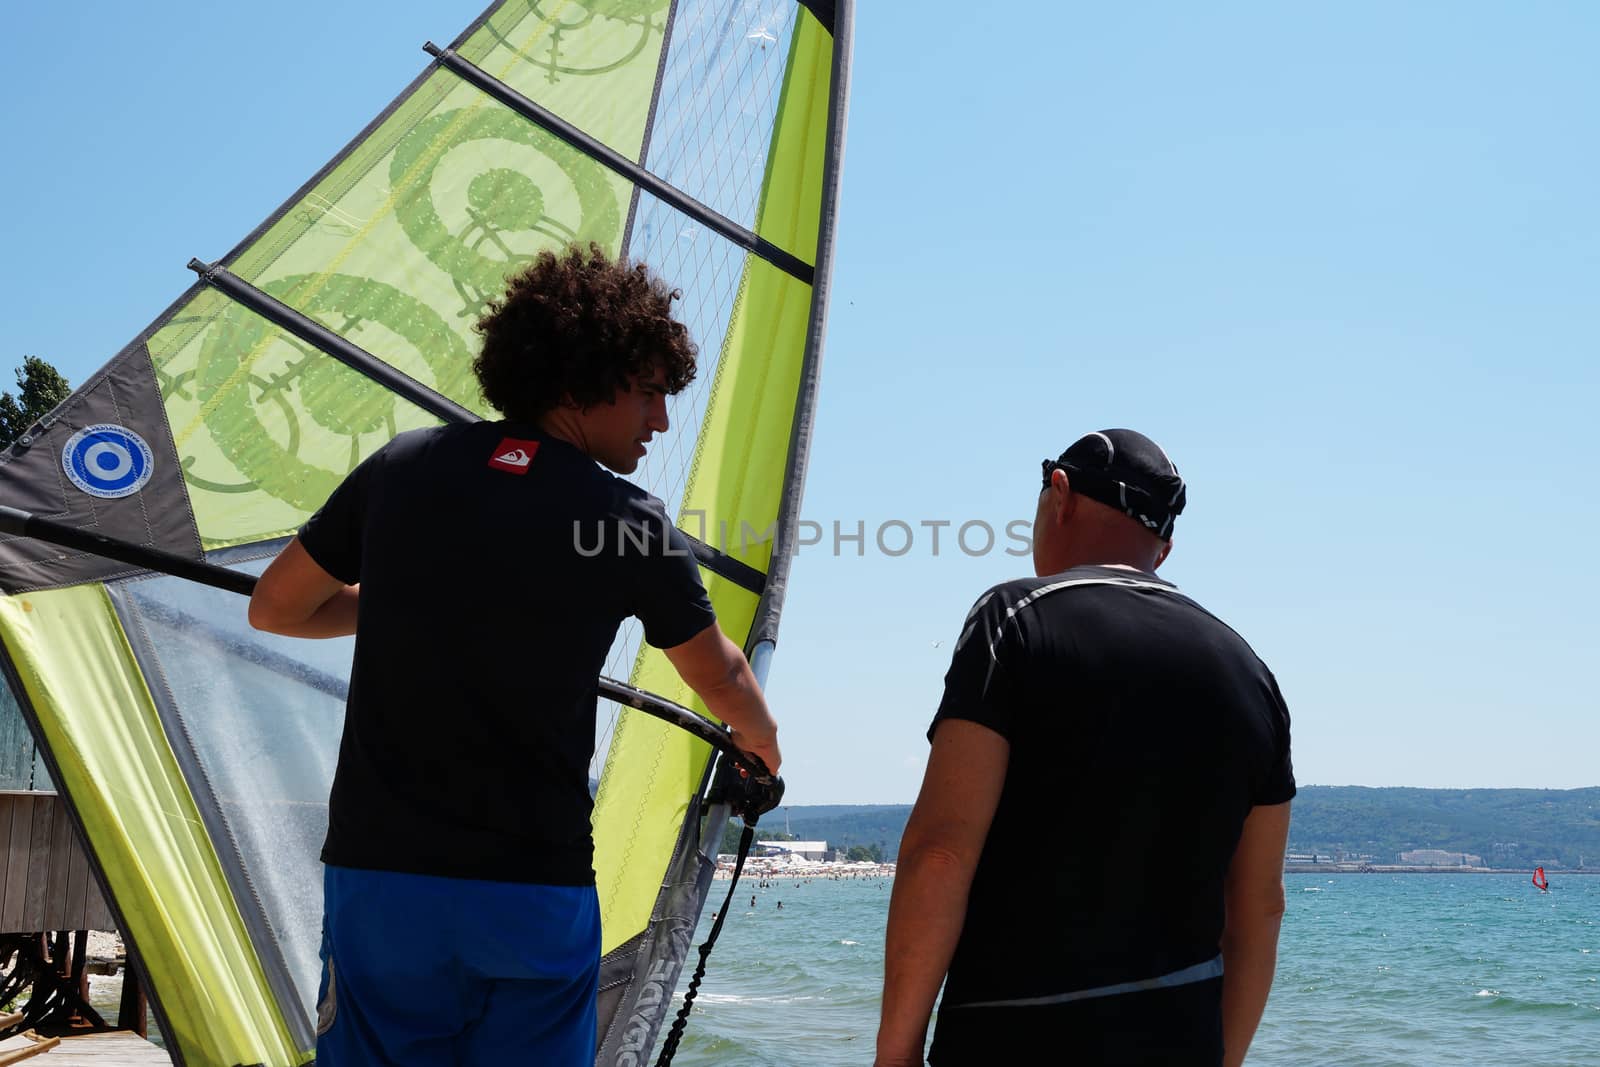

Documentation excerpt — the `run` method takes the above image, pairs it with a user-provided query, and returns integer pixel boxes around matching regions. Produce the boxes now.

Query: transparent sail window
[112,555,349,1026]
[641,0,799,234]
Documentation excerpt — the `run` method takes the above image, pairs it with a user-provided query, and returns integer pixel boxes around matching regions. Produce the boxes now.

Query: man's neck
[1050,522,1166,573]
[537,410,588,456]
[1060,559,1155,575]
[1052,541,1162,574]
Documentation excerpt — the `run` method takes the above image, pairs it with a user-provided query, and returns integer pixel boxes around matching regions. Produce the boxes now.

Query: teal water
[666,873,1600,1065]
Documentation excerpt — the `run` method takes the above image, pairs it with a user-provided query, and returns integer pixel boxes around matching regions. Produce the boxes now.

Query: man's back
[929,566,1294,1057]
[300,420,713,885]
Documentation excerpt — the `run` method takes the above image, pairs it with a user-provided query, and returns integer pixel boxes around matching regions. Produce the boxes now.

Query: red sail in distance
[1532,867,1549,891]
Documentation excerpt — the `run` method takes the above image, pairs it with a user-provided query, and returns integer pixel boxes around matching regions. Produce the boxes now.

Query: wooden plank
[0,795,14,922]
[64,835,90,933]
[1,796,33,931]
[83,875,116,933]
[0,1031,168,1064]
[47,801,115,930]
[42,794,72,931]
[20,796,53,932]
[0,1033,60,1065]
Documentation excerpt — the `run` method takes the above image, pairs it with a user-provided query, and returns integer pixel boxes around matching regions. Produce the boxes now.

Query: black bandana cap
[1053,428,1186,540]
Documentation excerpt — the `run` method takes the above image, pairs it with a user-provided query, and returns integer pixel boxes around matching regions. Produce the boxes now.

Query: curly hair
[472,243,697,422]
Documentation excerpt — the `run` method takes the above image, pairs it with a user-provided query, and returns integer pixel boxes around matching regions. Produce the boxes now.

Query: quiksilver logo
[487,436,540,474]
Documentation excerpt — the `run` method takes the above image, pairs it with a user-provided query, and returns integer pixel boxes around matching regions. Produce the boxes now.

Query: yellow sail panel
[591,10,834,953]
[0,586,300,1066]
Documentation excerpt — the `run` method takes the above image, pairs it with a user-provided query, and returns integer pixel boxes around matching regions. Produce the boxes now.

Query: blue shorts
[316,864,600,1066]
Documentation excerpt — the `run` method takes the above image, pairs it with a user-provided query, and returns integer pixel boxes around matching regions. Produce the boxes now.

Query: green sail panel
[221,71,634,411]
[149,290,445,549]
[455,0,669,163]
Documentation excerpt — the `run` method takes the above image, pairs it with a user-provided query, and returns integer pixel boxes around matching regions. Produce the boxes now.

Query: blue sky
[3,2,1597,803]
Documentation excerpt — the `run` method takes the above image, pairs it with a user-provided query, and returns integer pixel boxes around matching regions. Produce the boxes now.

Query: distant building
[1398,849,1483,866]
[755,840,830,862]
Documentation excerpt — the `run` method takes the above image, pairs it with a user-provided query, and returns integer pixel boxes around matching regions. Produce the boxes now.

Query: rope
[652,823,756,1066]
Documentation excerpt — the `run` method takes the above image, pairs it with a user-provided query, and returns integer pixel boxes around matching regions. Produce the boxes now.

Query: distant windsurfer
[876,430,1294,1067]
[250,243,781,1066]
[1533,867,1549,892]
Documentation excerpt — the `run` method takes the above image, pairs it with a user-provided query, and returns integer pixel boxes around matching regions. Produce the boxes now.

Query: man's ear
[1053,470,1074,524]
[1155,538,1173,569]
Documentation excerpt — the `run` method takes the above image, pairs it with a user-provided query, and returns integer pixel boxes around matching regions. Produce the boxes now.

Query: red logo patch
[487,437,540,474]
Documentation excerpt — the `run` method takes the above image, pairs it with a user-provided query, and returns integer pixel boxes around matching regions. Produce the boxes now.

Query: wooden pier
[0,792,153,1056]
[0,1030,167,1065]
[0,793,114,934]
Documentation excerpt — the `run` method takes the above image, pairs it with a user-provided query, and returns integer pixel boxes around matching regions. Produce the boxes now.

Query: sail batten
[189,260,482,427]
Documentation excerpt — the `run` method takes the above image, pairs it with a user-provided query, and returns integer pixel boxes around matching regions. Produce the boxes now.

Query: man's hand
[727,726,781,779]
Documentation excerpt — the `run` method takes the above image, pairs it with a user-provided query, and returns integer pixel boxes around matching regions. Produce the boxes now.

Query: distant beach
[713,857,895,881]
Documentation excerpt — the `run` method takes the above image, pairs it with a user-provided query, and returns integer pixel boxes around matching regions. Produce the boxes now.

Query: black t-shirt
[298,422,715,886]
[927,566,1294,1056]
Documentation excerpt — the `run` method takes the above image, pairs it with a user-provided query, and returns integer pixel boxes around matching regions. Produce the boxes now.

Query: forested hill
[779,787,1600,868]
[776,805,912,861]
[1284,786,1600,869]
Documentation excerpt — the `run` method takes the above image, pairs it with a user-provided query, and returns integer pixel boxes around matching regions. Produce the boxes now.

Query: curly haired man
[249,243,780,1065]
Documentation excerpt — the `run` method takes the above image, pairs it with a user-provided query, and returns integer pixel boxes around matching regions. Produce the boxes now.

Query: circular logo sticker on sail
[61,424,155,499]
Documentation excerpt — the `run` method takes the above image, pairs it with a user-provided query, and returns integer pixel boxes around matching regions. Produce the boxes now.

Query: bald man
[877,429,1294,1067]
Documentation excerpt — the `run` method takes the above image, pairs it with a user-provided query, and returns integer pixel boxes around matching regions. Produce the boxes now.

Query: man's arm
[248,537,359,639]
[661,623,780,774]
[1220,800,1291,1067]
[875,718,1008,1067]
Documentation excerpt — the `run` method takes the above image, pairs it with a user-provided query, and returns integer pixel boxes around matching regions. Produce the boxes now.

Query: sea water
[665,873,1600,1066]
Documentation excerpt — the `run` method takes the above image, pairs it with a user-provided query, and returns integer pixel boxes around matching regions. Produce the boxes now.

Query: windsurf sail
[0,1,851,1063]
[1533,867,1548,891]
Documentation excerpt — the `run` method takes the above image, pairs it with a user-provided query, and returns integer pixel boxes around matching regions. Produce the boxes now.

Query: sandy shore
[714,859,895,880]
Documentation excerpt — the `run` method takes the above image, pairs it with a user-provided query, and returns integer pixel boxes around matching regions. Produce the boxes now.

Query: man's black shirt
[927,566,1294,1057]
[299,422,714,886]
